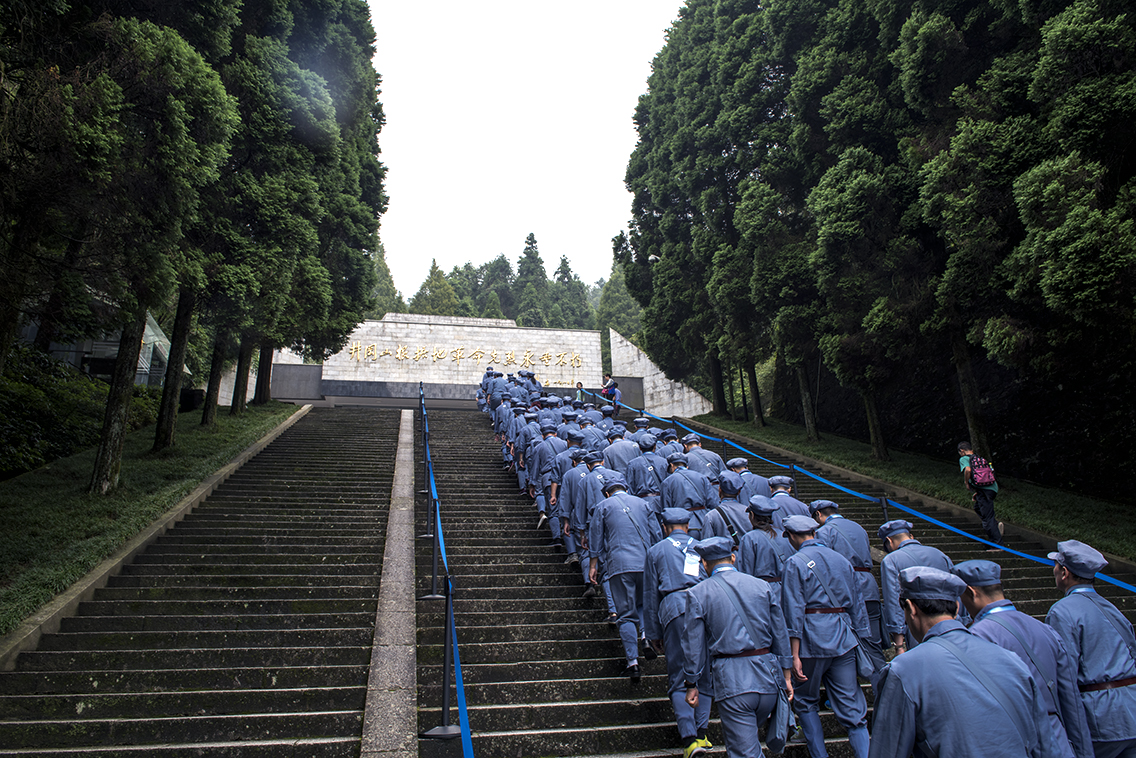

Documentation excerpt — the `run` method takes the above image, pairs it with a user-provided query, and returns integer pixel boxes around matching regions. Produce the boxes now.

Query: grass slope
[0,402,299,636]
[692,415,1135,564]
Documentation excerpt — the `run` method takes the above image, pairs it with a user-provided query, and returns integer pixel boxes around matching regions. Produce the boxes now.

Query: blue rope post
[421,576,461,740]
[419,495,444,601]
[879,495,890,523]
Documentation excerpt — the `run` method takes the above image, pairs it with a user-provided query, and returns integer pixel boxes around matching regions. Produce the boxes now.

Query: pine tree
[409,259,460,316]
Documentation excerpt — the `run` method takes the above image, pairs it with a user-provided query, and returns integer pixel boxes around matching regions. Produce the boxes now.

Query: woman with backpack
[958,441,1004,549]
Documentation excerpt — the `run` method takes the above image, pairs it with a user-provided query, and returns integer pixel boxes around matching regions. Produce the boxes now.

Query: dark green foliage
[618,0,1136,494]
[0,346,158,479]
[409,259,460,316]
[593,264,643,375]
[366,245,406,318]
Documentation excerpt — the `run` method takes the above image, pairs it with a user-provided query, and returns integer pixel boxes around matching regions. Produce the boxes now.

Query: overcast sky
[366,1,681,298]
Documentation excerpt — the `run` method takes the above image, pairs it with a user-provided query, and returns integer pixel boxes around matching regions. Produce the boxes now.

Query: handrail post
[418,459,435,540]
[789,463,797,495]
[421,577,461,739]
[879,496,890,523]
[419,498,444,601]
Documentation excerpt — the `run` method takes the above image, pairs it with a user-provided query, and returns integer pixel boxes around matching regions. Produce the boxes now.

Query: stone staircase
[0,407,401,757]
[414,410,865,758]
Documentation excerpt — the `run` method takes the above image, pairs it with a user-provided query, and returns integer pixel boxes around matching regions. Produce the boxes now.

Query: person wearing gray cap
[737,496,794,583]
[529,423,567,538]
[662,453,717,540]
[626,435,669,541]
[553,444,589,567]
[702,472,752,546]
[869,567,1059,758]
[769,476,810,532]
[1046,541,1136,758]
[628,417,652,444]
[682,433,727,482]
[603,427,642,475]
[877,519,956,654]
[657,430,683,459]
[556,408,581,440]
[781,515,871,758]
[954,560,1092,758]
[683,536,793,758]
[812,500,886,683]
[571,454,619,615]
[589,474,653,681]
[644,508,713,757]
[598,404,616,432]
[727,457,772,503]
[578,415,608,453]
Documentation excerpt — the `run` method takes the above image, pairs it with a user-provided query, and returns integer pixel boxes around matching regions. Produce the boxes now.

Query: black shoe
[564,552,580,566]
[582,585,597,599]
[624,664,641,683]
[607,613,618,628]
[536,513,548,530]
[642,643,658,661]
[787,729,808,745]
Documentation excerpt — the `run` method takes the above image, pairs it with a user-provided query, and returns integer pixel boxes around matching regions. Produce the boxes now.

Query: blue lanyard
[712,565,735,576]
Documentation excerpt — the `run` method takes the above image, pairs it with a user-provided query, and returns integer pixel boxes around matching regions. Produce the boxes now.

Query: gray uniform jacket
[816,515,880,603]
[737,527,793,582]
[589,492,653,577]
[880,539,954,637]
[702,498,752,544]
[868,619,1061,758]
[781,539,869,657]
[1046,587,1136,745]
[683,567,792,699]
[643,532,705,640]
[971,599,1092,758]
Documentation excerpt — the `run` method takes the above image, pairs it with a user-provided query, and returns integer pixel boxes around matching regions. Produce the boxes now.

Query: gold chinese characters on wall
[344,342,586,386]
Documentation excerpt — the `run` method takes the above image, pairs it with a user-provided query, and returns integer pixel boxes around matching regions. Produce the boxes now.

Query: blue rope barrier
[420,388,475,756]
[450,583,475,758]
[581,387,1136,595]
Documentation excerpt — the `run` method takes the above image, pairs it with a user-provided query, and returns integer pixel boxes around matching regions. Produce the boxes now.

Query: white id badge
[683,550,701,576]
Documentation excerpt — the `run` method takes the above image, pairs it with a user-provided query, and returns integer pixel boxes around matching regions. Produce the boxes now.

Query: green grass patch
[692,414,1136,564]
[0,402,300,636]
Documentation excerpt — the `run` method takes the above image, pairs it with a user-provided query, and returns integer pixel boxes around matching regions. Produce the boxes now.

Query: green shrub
[0,344,164,479]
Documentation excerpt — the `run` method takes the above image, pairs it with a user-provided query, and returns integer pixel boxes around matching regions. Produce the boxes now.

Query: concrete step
[0,665,368,695]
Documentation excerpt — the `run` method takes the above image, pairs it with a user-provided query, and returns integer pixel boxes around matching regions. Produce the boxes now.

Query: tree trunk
[862,390,890,461]
[723,359,737,420]
[795,362,821,442]
[746,361,765,427]
[153,287,196,451]
[201,331,227,427]
[708,352,727,415]
[251,338,274,405]
[951,331,990,458]
[89,307,148,494]
[229,336,255,415]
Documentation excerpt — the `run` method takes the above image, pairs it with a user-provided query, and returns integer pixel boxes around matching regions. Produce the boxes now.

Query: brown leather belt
[760,577,782,582]
[853,567,872,572]
[1080,676,1136,692]
[805,607,846,614]
[715,647,770,659]
[689,506,707,511]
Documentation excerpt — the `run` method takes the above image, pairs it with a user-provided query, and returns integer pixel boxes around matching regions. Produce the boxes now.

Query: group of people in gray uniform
[477,370,1136,758]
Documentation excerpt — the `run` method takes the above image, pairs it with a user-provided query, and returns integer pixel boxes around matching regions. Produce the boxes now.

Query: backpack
[969,455,997,487]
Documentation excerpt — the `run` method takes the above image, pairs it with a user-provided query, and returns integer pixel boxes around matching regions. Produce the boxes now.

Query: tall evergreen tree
[409,259,460,316]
